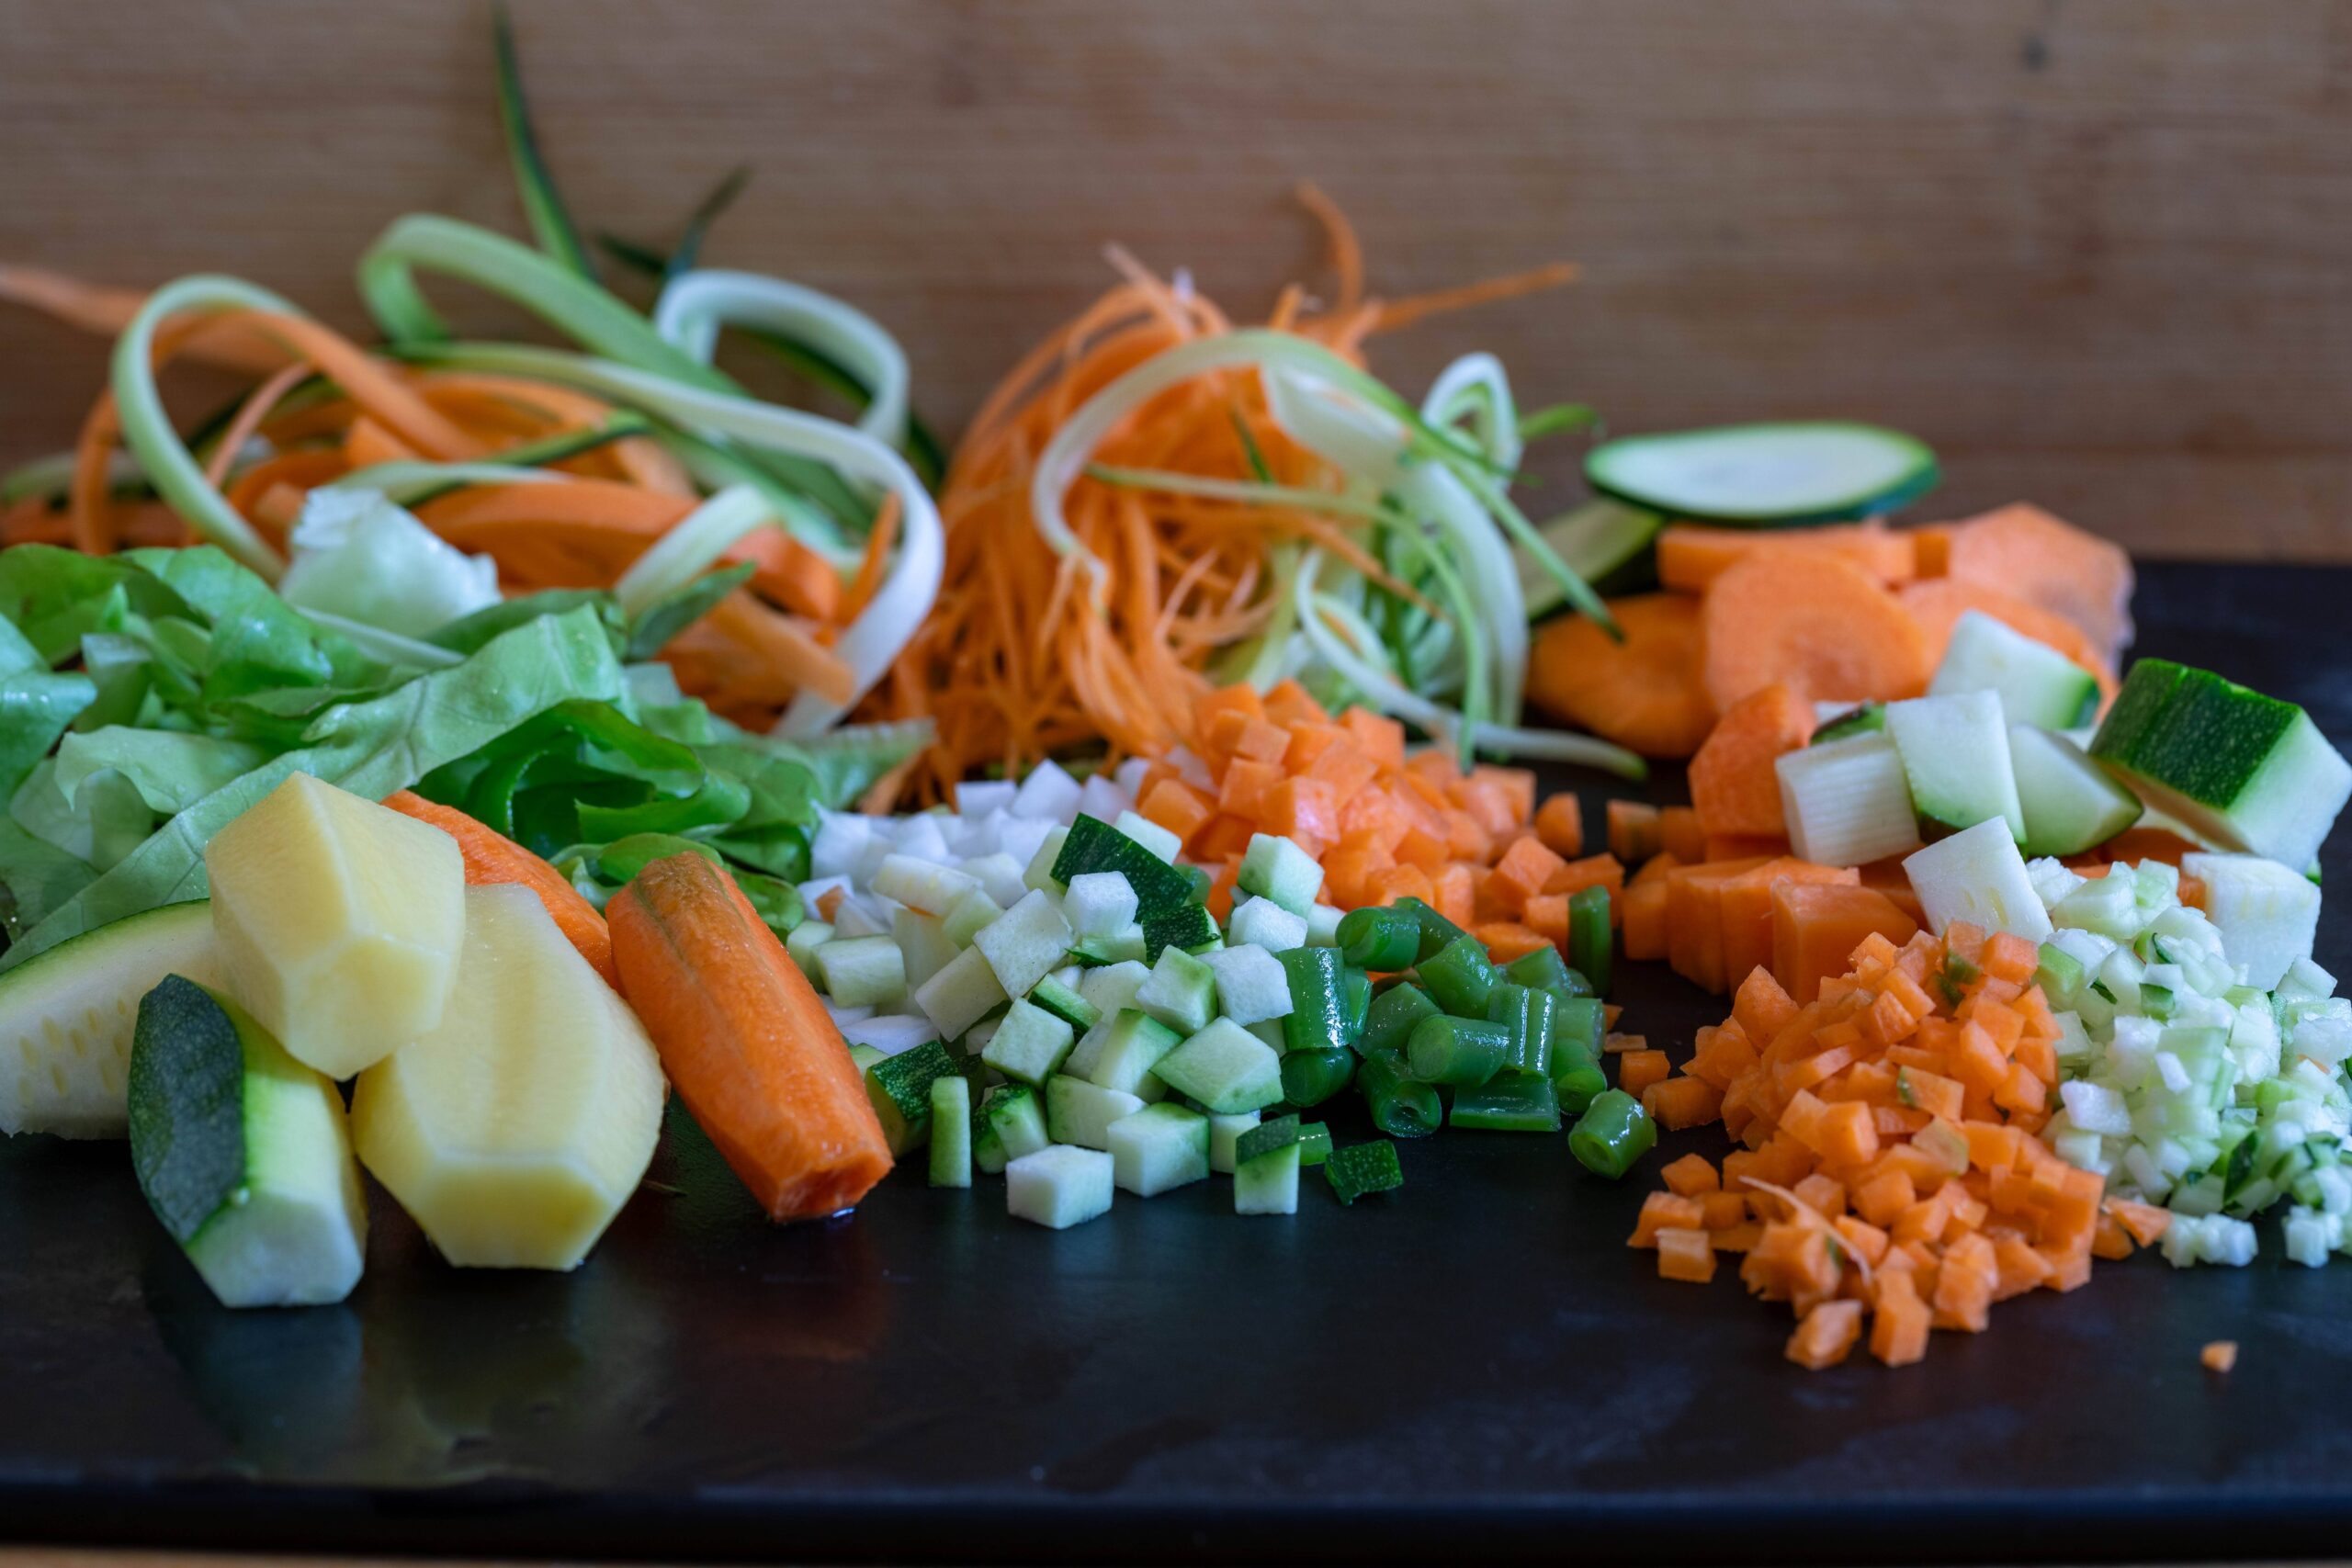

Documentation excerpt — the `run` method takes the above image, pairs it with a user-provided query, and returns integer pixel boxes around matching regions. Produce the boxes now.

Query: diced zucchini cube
[1306,904,1345,947]
[1023,825,1071,894]
[1075,959,1152,1021]
[1045,1074,1148,1150]
[845,1042,885,1074]
[1227,896,1308,953]
[831,898,892,940]
[1106,1102,1210,1196]
[1246,1018,1288,1053]
[914,944,1008,1043]
[1149,1018,1284,1114]
[1028,976,1101,1032]
[1325,1140,1403,1204]
[1064,871,1141,939]
[929,1077,973,1188]
[1777,732,1922,867]
[1903,817,2052,942]
[1886,690,2026,841]
[973,889,1074,998]
[986,1083,1051,1165]
[1114,809,1183,864]
[1929,609,2100,729]
[955,778,1017,817]
[1136,946,1218,1034]
[942,887,1003,947]
[980,998,1078,1087]
[1012,759,1083,820]
[815,935,907,1009]
[958,852,1031,910]
[864,1041,958,1156]
[1208,1110,1261,1175]
[891,907,959,993]
[1236,1112,1304,1164]
[974,1105,1008,1175]
[871,853,981,916]
[1238,833,1325,917]
[1139,905,1218,964]
[784,918,834,982]
[1235,1143,1302,1215]
[1072,923,1149,965]
[1085,1009,1184,1097]
[1005,1145,1114,1229]
[1199,943,1295,1025]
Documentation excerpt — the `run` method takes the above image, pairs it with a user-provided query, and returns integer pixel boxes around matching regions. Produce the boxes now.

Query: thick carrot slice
[609,852,893,1221]
[1718,859,1859,994]
[1771,882,1920,1004]
[1657,522,1915,594]
[382,790,615,987]
[1527,593,1715,759]
[1934,503,2134,665]
[1689,682,1816,840]
[1701,553,1930,712]
[1898,576,2115,693]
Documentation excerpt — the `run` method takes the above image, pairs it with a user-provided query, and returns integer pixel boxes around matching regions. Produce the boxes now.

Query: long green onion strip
[390,341,942,737]
[1421,352,1523,473]
[108,276,306,578]
[322,461,564,504]
[611,482,769,616]
[653,270,910,452]
[491,0,596,281]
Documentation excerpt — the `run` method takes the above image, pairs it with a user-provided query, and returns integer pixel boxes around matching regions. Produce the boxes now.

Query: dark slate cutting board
[5,561,2350,1566]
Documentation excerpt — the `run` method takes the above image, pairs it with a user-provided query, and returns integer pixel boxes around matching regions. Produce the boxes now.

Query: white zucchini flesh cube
[1928,610,2101,729]
[1012,759,1084,822]
[1005,1144,1114,1229]
[1045,1074,1147,1149]
[891,907,960,994]
[831,898,892,939]
[1904,817,2053,941]
[814,935,908,1009]
[1885,691,2025,840]
[960,852,1032,912]
[1306,905,1345,947]
[942,888,1003,947]
[1076,774,1130,826]
[1777,732,1922,867]
[1199,943,1295,1025]
[871,853,980,916]
[890,812,954,865]
[1023,825,1071,894]
[980,998,1078,1087]
[1114,810,1183,864]
[1238,833,1325,917]
[1135,947,1217,1034]
[929,1077,973,1189]
[914,944,1008,1042]
[808,812,876,880]
[1208,1110,1261,1175]
[1075,959,1152,1021]
[972,889,1074,998]
[1106,1103,1210,1196]
[1235,1143,1302,1215]
[1064,871,1141,939]
[955,779,1019,818]
[2182,852,2321,989]
[1149,1018,1284,1114]
[1115,757,1156,796]
[1227,896,1309,953]
[1084,1010,1183,1097]
[836,1013,939,1057]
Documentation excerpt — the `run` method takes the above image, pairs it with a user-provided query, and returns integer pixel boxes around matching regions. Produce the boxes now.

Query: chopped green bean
[1342,967,1373,1035]
[1416,932,1495,1017]
[1552,1042,1610,1115]
[1297,1122,1332,1166]
[1501,945,1591,998]
[1487,981,1556,1078]
[1337,905,1422,970]
[1277,945,1351,1054]
[1325,1139,1403,1203]
[1358,981,1442,1059]
[1394,897,1469,963]
[1450,1070,1563,1132]
[1568,1088,1656,1179]
[1568,885,1613,995]
[1280,1044,1357,1108]
[1406,1014,1510,1088]
[1355,1053,1442,1138]
[1552,995,1605,1057]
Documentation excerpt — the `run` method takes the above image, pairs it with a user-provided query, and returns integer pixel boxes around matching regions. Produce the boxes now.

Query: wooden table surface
[2,0,2348,559]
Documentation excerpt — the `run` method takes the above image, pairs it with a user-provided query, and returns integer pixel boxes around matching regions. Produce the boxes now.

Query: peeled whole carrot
[610,852,893,1221]
[1688,682,1815,840]
[1700,552,1930,712]
[1527,593,1716,759]
[382,790,616,987]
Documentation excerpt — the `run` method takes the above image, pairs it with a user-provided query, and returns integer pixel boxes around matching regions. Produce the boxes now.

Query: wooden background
[2,0,2348,558]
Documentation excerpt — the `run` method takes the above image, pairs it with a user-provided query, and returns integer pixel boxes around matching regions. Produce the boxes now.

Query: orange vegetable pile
[1627,919,2177,1370]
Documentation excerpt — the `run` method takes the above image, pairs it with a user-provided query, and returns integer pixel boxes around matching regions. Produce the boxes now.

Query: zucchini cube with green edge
[1005,1144,1114,1230]
[1136,946,1218,1033]
[1083,1010,1183,1097]
[1928,610,2100,729]
[1239,833,1325,917]
[973,889,1074,998]
[1237,1111,1304,1164]
[943,888,1003,947]
[986,1083,1051,1165]
[1106,1102,1210,1196]
[1027,976,1101,1032]
[980,998,1077,1088]
[1200,943,1295,1025]
[1208,1110,1261,1174]
[2182,852,2320,989]
[1046,1074,1148,1150]
[2091,659,2352,872]
[1777,731,1922,868]
[783,918,833,981]
[2010,725,2143,858]
[864,1041,960,1155]
[129,976,367,1307]
[1023,825,1070,894]
[815,935,908,1010]
[1885,691,2025,841]
[201,772,466,1079]
[1113,809,1183,864]
[1324,1139,1404,1205]
[845,1042,886,1074]
[1141,904,1219,962]
[871,853,980,916]
[1072,923,1149,965]
[1227,896,1308,953]
[1076,958,1151,1020]
[1149,1017,1284,1114]
[1064,872,1140,940]
[1235,1143,1301,1215]
[1902,816,2052,942]
[929,1077,973,1188]
[1050,814,1194,913]
[916,944,1008,1042]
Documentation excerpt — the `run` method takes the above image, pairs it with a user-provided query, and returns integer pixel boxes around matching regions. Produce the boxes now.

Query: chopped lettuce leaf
[278,489,501,637]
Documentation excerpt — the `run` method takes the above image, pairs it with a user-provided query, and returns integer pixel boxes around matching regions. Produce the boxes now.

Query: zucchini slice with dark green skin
[1585,422,1939,526]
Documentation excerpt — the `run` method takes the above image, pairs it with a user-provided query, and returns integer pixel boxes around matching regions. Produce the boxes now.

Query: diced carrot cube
[1443,809,1494,863]
[1642,1076,1725,1131]
[1815,1100,1880,1167]
[1233,717,1293,765]
[1657,1227,1717,1283]
[1731,968,1800,1055]
[1488,834,1568,917]
[2092,1212,2134,1260]
[1869,1271,1932,1367]
[1261,678,1328,728]
[1204,857,1243,924]
[1396,824,1450,872]
[1138,778,1216,846]
[1700,1190,1750,1230]
[1544,853,1626,907]
[1629,1190,1707,1247]
[1992,1235,2055,1300]
[1283,720,1349,774]
[1833,1213,1890,1267]
[1472,764,1537,825]
[1476,921,1552,964]
[1305,739,1380,800]
[1855,1168,1917,1229]
[1961,1121,2024,1174]
[1261,776,1340,856]
[1607,800,1662,863]
[1365,863,1436,911]
[1710,1222,1765,1254]
[1623,880,1669,962]
[1194,813,1258,863]
[1202,706,1255,765]
[1618,1049,1671,1098]
[1523,893,1570,947]
[1533,794,1584,857]
[1432,863,1476,930]
[1791,1172,1847,1218]
[1685,1023,1760,1090]
[2109,1199,2172,1247]
[1661,1153,1721,1197]
[1340,707,1407,768]
[1786,1298,1865,1370]
[1948,1021,2010,1097]
[1704,832,1791,862]
[1339,789,1411,853]
[1996,1062,2048,1115]
[1318,844,1391,909]
[1659,806,1707,864]
[1982,931,2038,986]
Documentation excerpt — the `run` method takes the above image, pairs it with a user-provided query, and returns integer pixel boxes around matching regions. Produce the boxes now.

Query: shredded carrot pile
[1629,920,2175,1370]
[875,192,1574,802]
[0,273,878,730]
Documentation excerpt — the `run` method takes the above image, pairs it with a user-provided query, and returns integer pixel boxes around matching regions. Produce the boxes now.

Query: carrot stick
[608,851,893,1221]
[381,790,616,987]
